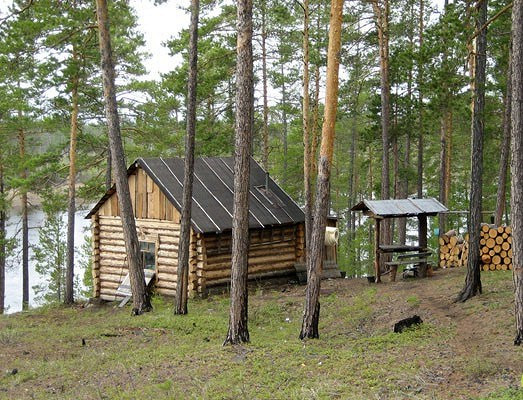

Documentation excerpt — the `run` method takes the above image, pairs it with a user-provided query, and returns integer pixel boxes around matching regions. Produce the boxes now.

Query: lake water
[4,208,92,313]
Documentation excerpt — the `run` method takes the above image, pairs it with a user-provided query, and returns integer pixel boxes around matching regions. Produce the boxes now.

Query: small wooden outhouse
[87,157,339,300]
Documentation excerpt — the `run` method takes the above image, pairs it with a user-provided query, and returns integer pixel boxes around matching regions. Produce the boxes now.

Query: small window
[139,241,156,270]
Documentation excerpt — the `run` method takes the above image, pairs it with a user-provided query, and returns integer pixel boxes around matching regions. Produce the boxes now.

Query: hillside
[0,268,522,400]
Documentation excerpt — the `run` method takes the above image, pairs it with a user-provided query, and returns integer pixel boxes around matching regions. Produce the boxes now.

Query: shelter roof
[86,157,305,233]
[351,198,448,218]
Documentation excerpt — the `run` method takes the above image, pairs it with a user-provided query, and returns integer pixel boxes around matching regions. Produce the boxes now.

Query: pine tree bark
[0,163,5,314]
[224,0,253,345]
[495,45,512,226]
[18,126,28,310]
[65,52,79,305]
[105,148,112,190]
[510,0,523,345]
[417,0,424,199]
[311,66,321,176]
[302,0,312,252]
[439,113,449,234]
[300,0,343,340]
[281,61,288,186]
[372,0,391,267]
[261,0,269,171]
[347,112,357,246]
[457,0,487,302]
[95,0,151,315]
[175,0,199,315]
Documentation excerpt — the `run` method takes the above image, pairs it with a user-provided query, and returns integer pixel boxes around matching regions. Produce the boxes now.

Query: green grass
[0,269,520,399]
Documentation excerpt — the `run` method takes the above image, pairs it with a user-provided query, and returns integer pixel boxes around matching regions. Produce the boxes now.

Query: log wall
[201,224,299,288]
[96,215,181,300]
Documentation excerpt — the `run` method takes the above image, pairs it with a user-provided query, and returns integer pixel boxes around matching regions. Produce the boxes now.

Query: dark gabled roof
[87,157,305,233]
[351,198,448,218]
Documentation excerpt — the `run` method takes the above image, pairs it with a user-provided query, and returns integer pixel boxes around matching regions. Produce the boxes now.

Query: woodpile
[439,230,469,268]
[479,224,513,271]
[439,224,513,271]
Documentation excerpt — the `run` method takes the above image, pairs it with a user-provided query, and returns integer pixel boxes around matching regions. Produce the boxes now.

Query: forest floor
[0,267,522,399]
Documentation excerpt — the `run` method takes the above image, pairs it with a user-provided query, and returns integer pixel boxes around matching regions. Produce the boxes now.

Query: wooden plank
[128,172,136,214]
[159,191,167,220]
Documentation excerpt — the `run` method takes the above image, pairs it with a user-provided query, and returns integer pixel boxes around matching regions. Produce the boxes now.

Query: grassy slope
[0,268,522,400]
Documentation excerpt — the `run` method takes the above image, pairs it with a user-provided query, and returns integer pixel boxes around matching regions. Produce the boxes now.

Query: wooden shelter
[351,198,448,283]
[87,157,340,301]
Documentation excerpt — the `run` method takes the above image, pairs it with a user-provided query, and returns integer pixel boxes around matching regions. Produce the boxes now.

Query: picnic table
[379,245,431,281]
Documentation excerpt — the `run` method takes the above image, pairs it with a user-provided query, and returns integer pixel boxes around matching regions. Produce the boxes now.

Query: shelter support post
[374,218,381,283]
[418,215,428,277]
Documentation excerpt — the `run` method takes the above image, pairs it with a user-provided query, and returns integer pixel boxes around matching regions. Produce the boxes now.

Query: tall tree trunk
[457,0,487,302]
[302,0,312,251]
[347,112,357,246]
[281,61,288,186]
[495,46,512,226]
[18,126,28,310]
[0,163,5,315]
[261,0,269,171]
[300,0,343,340]
[445,111,452,204]
[105,148,112,190]
[224,0,253,345]
[372,0,391,267]
[65,52,79,305]
[439,114,448,233]
[510,0,523,345]
[311,66,321,176]
[175,0,199,315]
[417,0,424,199]
[95,0,151,315]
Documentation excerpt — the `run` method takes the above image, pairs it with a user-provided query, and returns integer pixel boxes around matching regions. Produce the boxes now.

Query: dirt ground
[0,267,522,399]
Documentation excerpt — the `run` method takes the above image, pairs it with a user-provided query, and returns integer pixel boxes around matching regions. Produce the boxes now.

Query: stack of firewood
[439,230,468,268]
[479,224,513,271]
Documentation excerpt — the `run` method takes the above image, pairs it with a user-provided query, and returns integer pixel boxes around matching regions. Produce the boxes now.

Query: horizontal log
[100,280,120,289]
[99,224,180,239]
[157,272,177,283]
[160,243,179,252]
[99,231,124,240]
[99,264,127,274]
[100,215,180,229]
[206,243,296,263]
[206,268,296,287]
[155,287,176,297]
[100,253,128,262]
[200,260,296,280]
[100,244,126,254]
[157,265,178,275]
[157,258,177,268]
[100,272,125,284]
[206,252,297,272]
[156,280,178,290]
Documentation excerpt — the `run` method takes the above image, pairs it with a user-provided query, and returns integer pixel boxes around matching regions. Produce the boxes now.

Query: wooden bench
[384,251,432,281]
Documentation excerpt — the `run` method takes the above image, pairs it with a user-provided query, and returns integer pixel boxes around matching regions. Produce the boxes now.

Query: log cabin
[87,157,339,301]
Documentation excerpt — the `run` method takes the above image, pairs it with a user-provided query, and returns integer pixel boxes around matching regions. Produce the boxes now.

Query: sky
[130,0,190,80]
